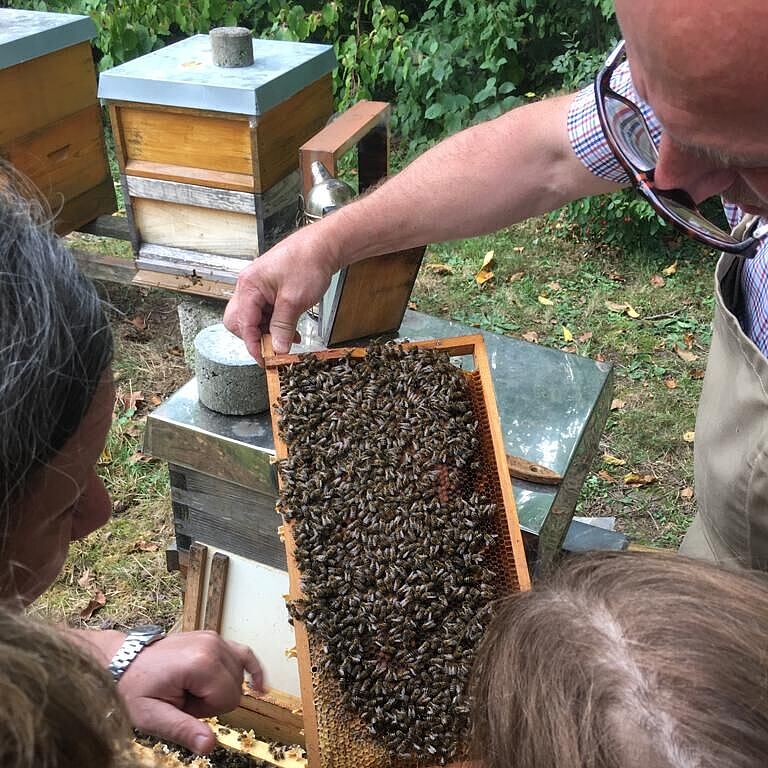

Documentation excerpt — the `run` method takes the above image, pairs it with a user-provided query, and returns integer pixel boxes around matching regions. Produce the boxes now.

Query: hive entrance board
[263,335,530,768]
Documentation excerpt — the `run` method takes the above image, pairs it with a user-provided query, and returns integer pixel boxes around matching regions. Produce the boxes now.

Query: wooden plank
[3,104,114,232]
[203,552,230,633]
[473,341,532,592]
[133,269,235,299]
[124,159,255,193]
[126,175,257,214]
[132,198,261,258]
[118,105,253,176]
[210,718,306,767]
[0,42,97,146]
[107,103,128,172]
[253,74,334,193]
[258,170,301,219]
[263,336,480,368]
[325,246,425,346]
[299,101,389,195]
[54,176,117,236]
[137,243,249,281]
[71,247,137,285]
[232,690,305,745]
[169,466,285,569]
[261,335,322,768]
[182,542,208,632]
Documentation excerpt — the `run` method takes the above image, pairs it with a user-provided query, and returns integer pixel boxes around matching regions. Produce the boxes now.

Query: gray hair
[0,166,113,533]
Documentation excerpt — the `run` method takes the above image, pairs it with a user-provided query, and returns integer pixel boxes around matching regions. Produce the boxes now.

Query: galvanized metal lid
[98,34,336,116]
[0,9,95,71]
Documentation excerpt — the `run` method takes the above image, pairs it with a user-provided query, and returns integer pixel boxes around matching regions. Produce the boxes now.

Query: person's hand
[224,224,339,363]
[116,631,264,754]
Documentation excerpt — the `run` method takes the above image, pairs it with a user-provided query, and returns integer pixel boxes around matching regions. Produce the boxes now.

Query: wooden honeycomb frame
[263,334,531,768]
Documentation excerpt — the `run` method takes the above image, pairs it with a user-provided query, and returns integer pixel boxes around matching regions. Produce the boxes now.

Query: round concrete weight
[210,27,254,68]
[194,323,268,415]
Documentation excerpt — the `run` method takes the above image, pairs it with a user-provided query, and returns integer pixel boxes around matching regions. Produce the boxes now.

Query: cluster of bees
[277,344,500,763]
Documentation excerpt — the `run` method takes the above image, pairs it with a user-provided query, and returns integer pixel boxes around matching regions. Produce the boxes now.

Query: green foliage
[550,191,667,251]
[16,0,629,241]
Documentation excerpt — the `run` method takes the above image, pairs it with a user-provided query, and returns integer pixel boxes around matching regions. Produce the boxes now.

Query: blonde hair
[0,603,131,768]
[470,551,768,768]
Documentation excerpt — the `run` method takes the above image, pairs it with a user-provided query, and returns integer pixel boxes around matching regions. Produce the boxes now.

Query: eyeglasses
[595,39,757,254]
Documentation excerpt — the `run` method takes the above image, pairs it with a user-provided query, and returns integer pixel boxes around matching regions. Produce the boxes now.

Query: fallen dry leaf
[133,540,160,553]
[607,270,626,282]
[512,246,525,253]
[674,344,698,363]
[597,470,616,483]
[481,250,495,270]
[623,473,657,486]
[595,353,606,362]
[77,568,93,590]
[664,377,678,389]
[605,300,628,313]
[563,344,577,353]
[508,271,525,283]
[118,390,144,411]
[603,453,627,466]
[650,274,666,288]
[683,332,695,349]
[148,394,163,406]
[128,314,147,331]
[662,261,678,276]
[683,431,695,443]
[690,368,705,380]
[611,398,626,410]
[99,445,112,465]
[562,325,573,342]
[475,268,495,286]
[578,331,594,343]
[424,263,454,275]
[626,304,640,319]
[547,281,562,292]
[79,591,107,619]
[680,486,695,500]
[538,295,554,306]
[521,331,539,343]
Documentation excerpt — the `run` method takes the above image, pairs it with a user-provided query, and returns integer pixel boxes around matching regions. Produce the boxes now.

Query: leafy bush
[15,0,636,241]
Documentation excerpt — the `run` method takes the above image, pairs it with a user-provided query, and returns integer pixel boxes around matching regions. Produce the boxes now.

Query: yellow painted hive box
[98,35,336,284]
[0,9,116,235]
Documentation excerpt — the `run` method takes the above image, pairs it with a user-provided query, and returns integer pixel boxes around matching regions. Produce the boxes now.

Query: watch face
[131,624,164,640]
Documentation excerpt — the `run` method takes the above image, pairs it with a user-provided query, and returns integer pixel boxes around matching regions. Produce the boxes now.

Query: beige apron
[679,215,768,569]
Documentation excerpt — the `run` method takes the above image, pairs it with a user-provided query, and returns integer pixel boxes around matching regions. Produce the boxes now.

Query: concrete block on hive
[0,9,116,234]
[195,323,268,416]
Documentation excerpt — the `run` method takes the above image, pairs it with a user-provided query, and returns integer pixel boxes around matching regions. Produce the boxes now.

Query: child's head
[470,551,768,768]
[0,603,130,768]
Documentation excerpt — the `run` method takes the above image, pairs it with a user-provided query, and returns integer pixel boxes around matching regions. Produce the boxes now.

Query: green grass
[412,216,715,548]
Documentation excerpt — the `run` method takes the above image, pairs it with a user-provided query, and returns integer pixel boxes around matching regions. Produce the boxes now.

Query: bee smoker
[301,160,356,224]
[301,161,356,337]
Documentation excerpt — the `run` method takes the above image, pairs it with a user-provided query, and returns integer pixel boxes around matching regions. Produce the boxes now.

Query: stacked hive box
[98,35,336,284]
[0,9,116,235]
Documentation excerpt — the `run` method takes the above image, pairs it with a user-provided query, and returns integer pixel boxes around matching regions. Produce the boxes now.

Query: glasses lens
[654,191,739,243]
[604,93,657,172]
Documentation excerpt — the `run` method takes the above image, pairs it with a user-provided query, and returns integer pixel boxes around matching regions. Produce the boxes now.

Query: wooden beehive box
[98,35,335,284]
[263,335,530,768]
[0,9,116,235]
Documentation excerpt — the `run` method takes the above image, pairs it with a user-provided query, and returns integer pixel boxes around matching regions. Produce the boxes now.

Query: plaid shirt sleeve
[567,61,662,184]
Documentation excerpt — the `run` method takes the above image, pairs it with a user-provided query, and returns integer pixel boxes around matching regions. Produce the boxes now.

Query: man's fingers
[224,639,265,693]
[132,698,216,755]
[270,314,301,355]
[224,280,267,364]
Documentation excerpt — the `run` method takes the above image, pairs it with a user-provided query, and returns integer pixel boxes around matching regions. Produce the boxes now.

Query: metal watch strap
[107,624,165,683]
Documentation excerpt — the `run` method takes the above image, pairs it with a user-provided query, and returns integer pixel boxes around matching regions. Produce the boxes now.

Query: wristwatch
[108,624,166,683]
